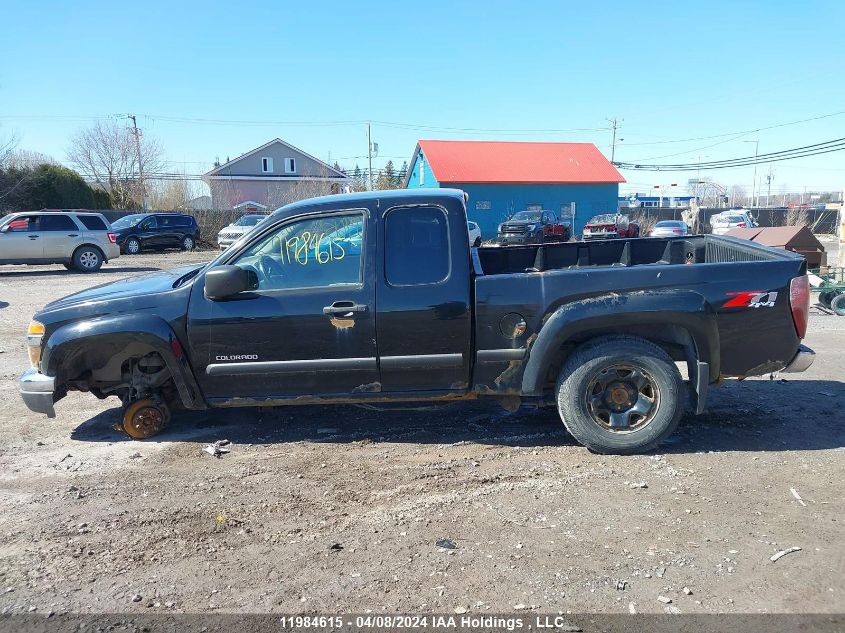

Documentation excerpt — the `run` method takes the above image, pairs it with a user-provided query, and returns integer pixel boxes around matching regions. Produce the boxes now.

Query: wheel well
[545,324,698,389]
[64,346,177,406]
[73,243,104,259]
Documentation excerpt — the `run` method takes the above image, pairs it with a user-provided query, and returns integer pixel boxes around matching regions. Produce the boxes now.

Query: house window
[419,158,425,185]
[284,158,296,173]
[261,157,273,173]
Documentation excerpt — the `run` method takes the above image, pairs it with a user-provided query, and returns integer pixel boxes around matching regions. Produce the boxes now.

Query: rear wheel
[124,237,141,255]
[72,246,103,272]
[556,336,685,455]
[121,398,170,439]
[831,293,845,317]
[181,235,195,251]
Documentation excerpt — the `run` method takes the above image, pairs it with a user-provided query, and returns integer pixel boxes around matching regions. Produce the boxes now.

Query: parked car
[111,213,199,254]
[649,220,690,237]
[467,221,482,247]
[0,211,119,272]
[582,213,640,240]
[217,214,268,250]
[710,210,757,235]
[19,189,814,455]
[497,210,571,245]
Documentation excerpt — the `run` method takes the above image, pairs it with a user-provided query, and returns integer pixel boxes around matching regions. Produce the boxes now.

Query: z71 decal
[724,291,778,308]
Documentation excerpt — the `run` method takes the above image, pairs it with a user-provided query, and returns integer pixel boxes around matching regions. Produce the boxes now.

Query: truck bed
[475,234,795,275]
[472,234,807,396]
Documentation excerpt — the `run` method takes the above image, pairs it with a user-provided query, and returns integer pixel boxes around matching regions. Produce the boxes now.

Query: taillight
[672,228,683,234]
[108,232,117,243]
[737,223,746,228]
[789,275,810,339]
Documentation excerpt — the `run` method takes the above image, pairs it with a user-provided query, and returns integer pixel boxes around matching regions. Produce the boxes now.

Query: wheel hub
[586,364,660,432]
[121,398,169,439]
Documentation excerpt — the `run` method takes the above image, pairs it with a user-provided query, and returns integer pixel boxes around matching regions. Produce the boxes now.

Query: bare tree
[0,132,19,168]
[3,149,57,169]
[67,119,164,209]
[149,175,200,211]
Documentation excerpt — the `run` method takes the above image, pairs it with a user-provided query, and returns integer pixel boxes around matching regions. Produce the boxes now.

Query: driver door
[187,208,378,401]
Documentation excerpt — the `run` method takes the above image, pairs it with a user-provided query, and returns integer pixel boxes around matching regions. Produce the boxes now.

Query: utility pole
[607,117,622,163]
[367,122,373,191]
[127,114,147,210]
[743,139,759,208]
[765,166,773,208]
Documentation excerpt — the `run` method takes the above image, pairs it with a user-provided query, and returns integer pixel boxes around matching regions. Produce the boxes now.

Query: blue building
[403,140,625,238]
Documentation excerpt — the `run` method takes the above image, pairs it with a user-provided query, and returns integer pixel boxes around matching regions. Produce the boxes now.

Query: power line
[615,137,845,171]
[617,109,845,148]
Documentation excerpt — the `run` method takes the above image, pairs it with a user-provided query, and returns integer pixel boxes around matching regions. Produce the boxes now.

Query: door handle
[28,235,39,240]
[323,301,368,316]
[67,233,78,237]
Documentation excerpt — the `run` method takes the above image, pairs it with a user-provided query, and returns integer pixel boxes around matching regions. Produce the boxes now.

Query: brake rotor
[121,398,170,439]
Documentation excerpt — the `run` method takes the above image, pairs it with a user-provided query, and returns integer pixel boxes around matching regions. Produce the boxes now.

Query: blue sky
[1,0,843,198]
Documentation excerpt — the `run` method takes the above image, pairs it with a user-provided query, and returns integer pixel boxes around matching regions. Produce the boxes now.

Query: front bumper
[19,368,56,417]
[782,344,815,373]
[498,234,538,246]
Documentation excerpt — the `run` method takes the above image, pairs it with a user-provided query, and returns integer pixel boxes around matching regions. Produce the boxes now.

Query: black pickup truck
[19,189,814,454]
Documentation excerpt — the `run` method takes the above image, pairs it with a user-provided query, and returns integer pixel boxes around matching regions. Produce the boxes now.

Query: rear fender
[42,314,205,409]
[521,290,720,398]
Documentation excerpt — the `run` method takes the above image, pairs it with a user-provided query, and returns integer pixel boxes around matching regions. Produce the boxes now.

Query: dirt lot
[0,248,843,617]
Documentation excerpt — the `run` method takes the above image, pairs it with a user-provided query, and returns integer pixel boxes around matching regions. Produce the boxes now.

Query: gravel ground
[0,248,842,616]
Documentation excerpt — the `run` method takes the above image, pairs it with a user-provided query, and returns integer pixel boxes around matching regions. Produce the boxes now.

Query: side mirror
[205,265,258,300]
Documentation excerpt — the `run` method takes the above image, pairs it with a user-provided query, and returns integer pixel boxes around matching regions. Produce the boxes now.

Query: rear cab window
[385,206,450,286]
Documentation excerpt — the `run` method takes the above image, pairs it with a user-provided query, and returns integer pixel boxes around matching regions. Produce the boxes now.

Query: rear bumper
[105,242,120,261]
[782,344,815,373]
[19,368,56,417]
[582,232,618,240]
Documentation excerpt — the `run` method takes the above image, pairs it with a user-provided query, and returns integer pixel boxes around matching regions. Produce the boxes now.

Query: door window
[41,215,78,231]
[139,216,157,230]
[5,216,39,232]
[385,206,449,286]
[233,212,364,291]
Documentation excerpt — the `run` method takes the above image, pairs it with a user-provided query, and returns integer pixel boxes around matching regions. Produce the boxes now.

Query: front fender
[520,290,720,395]
[42,313,205,409]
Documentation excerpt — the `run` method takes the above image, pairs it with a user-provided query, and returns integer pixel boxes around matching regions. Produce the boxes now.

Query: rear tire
[124,237,141,255]
[181,235,195,251]
[72,246,103,273]
[556,335,685,455]
[831,293,845,316]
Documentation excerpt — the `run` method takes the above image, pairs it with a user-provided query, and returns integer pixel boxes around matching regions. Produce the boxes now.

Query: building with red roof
[403,140,625,238]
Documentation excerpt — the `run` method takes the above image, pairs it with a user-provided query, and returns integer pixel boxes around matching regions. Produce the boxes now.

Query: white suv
[0,211,120,272]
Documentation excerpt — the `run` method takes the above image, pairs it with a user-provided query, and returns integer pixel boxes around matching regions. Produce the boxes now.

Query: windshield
[511,211,542,222]
[655,221,683,228]
[233,215,266,227]
[589,214,617,224]
[111,214,147,229]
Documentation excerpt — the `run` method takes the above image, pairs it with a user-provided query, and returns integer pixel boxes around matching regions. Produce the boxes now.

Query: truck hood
[44,264,206,310]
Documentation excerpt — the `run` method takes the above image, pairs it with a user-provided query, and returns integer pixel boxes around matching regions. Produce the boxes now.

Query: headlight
[497,224,503,233]
[26,320,45,368]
